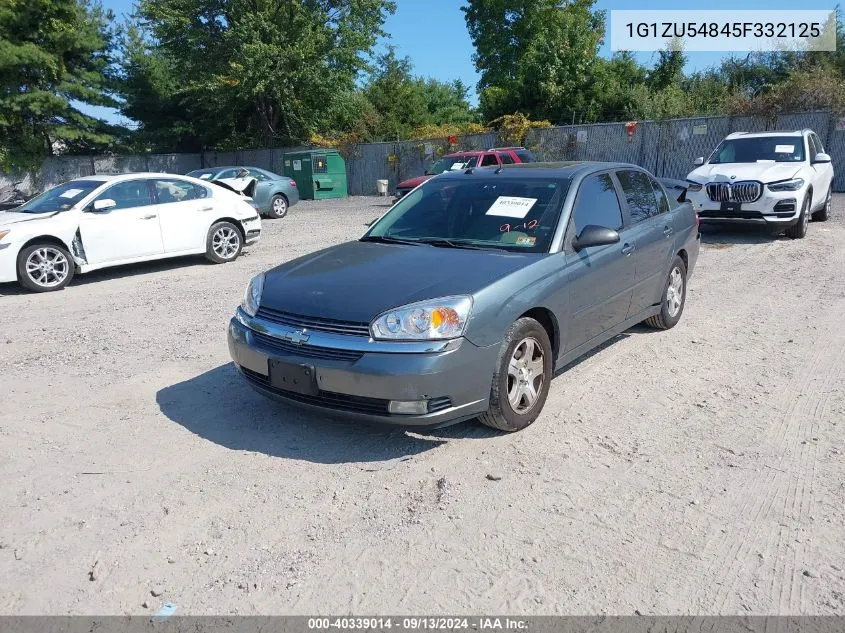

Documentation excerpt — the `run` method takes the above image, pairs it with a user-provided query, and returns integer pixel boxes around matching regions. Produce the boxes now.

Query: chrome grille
[255,307,370,337]
[705,181,762,203]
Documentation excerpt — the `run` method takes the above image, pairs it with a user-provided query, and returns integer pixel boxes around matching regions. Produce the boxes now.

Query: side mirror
[693,156,705,166]
[423,169,430,176]
[572,225,621,251]
[91,198,116,212]
[812,152,831,164]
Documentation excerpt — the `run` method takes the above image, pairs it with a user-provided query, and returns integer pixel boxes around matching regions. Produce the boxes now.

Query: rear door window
[515,150,537,163]
[153,179,208,204]
[499,153,515,165]
[480,154,499,167]
[649,177,671,215]
[617,170,659,224]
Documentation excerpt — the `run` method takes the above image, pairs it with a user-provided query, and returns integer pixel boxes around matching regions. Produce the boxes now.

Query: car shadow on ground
[156,363,494,464]
[698,224,790,246]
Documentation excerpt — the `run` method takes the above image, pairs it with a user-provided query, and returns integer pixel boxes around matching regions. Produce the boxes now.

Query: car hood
[397,175,433,189]
[687,162,802,184]
[260,240,537,323]
[0,210,65,226]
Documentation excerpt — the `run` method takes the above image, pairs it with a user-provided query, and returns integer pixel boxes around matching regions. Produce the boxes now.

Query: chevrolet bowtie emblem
[282,329,310,345]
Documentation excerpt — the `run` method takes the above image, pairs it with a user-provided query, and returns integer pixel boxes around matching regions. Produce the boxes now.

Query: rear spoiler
[658,178,689,203]
[211,176,257,199]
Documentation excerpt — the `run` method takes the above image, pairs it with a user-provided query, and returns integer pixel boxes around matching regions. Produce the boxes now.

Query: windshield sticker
[60,188,84,199]
[775,145,795,153]
[515,235,536,247]
[199,174,211,179]
[449,162,467,171]
[486,196,537,218]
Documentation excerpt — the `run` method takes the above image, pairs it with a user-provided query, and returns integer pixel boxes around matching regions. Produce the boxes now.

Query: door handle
[200,205,214,211]
[663,226,673,236]
[141,214,157,220]
[621,243,634,256]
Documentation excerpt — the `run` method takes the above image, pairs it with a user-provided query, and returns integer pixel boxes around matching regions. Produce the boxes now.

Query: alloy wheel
[25,247,70,288]
[506,337,545,414]
[666,266,684,318]
[212,226,240,259]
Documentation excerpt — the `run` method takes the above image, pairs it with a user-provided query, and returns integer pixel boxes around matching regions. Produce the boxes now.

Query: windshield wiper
[360,235,427,246]
[417,238,506,251]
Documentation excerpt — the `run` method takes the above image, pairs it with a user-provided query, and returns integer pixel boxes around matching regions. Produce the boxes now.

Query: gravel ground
[1,195,844,615]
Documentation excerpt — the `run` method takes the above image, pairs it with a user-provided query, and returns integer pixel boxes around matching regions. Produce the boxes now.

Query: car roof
[67,173,205,184]
[189,166,267,172]
[725,130,806,140]
[432,161,643,180]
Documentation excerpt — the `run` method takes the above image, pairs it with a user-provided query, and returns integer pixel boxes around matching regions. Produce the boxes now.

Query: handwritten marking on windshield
[500,219,539,233]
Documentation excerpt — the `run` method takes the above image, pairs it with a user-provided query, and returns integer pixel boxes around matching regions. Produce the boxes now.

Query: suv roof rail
[488,146,527,151]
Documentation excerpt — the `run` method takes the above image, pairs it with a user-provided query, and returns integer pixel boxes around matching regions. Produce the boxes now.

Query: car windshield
[428,155,479,173]
[709,136,805,163]
[364,176,569,253]
[186,170,216,180]
[15,180,102,214]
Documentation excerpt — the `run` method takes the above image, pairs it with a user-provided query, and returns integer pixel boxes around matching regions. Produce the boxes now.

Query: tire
[478,317,554,432]
[205,221,243,264]
[785,195,810,239]
[645,255,687,330]
[268,194,288,219]
[811,187,831,222]
[17,242,75,292]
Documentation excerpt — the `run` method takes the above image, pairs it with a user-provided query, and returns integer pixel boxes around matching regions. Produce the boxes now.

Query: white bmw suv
[685,129,834,239]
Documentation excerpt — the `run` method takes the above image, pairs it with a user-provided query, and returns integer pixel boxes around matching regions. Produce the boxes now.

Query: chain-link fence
[4,111,845,198]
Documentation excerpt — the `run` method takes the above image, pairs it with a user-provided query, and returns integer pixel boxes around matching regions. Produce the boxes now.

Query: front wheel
[205,221,243,263]
[268,194,288,219]
[478,317,553,432]
[17,243,75,292]
[811,187,831,222]
[785,196,809,239]
[645,255,687,330]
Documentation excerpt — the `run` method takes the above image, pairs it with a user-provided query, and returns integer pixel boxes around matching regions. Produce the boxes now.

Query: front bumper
[686,187,805,227]
[227,311,498,427]
[240,217,262,245]
[0,241,21,284]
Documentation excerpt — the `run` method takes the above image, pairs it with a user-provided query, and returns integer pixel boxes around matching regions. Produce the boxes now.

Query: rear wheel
[478,317,553,432]
[811,187,831,222]
[17,243,75,292]
[785,196,809,239]
[268,194,288,219]
[645,255,687,330]
[205,221,243,263]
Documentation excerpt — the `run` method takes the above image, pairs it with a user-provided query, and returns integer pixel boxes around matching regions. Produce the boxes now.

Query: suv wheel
[811,187,831,222]
[785,195,810,239]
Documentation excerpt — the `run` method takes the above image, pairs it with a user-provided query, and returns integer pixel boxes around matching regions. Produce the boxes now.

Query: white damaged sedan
[0,173,261,292]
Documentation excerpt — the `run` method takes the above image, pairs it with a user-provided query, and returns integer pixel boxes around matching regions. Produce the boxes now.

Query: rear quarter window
[515,150,537,163]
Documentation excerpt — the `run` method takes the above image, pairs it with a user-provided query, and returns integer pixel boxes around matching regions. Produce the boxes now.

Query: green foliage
[488,112,551,146]
[463,0,605,122]
[0,0,117,170]
[122,0,397,149]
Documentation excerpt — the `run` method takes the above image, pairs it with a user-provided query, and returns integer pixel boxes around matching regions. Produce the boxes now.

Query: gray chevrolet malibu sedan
[228,162,700,431]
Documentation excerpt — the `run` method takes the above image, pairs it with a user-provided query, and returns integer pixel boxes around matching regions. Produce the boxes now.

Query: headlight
[767,178,804,192]
[241,273,264,317]
[371,296,473,341]
[685,181,702,192]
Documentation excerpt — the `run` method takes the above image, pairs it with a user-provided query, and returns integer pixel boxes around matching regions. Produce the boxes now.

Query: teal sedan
[186,166,299,219]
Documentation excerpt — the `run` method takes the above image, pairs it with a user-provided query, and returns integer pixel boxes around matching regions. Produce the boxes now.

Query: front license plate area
[268,359,317,396]
[720,201,742,213]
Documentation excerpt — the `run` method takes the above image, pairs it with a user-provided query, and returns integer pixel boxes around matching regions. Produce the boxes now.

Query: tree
[647,47,686,91]
[463,0,605,123]
[0,0,118,170]
[124,0,395,149]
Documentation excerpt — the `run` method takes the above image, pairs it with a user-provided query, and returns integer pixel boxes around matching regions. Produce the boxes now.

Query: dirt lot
[1,195,844,616]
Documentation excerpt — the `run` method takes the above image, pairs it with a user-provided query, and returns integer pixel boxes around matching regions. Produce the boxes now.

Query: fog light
[388,400,428,415]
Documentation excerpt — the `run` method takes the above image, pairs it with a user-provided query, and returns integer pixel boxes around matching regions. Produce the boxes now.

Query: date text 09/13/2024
[307,617,529,631]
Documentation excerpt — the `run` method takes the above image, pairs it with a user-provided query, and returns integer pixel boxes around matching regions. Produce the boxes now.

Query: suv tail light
[289,180,297,187]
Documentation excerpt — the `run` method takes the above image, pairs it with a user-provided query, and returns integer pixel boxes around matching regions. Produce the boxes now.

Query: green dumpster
[282,150,348,200]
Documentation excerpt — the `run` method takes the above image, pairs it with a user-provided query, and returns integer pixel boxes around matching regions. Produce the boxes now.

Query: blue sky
[90,0,838,124]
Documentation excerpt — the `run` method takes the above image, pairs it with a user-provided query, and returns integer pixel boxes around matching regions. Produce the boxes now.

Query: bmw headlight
[241,273,265,317]
[685,180,703,192]
[767,178,804,192]
[371,296,473,341]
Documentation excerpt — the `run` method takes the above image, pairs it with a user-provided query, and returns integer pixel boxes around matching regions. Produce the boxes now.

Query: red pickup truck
[394,147,537,199]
